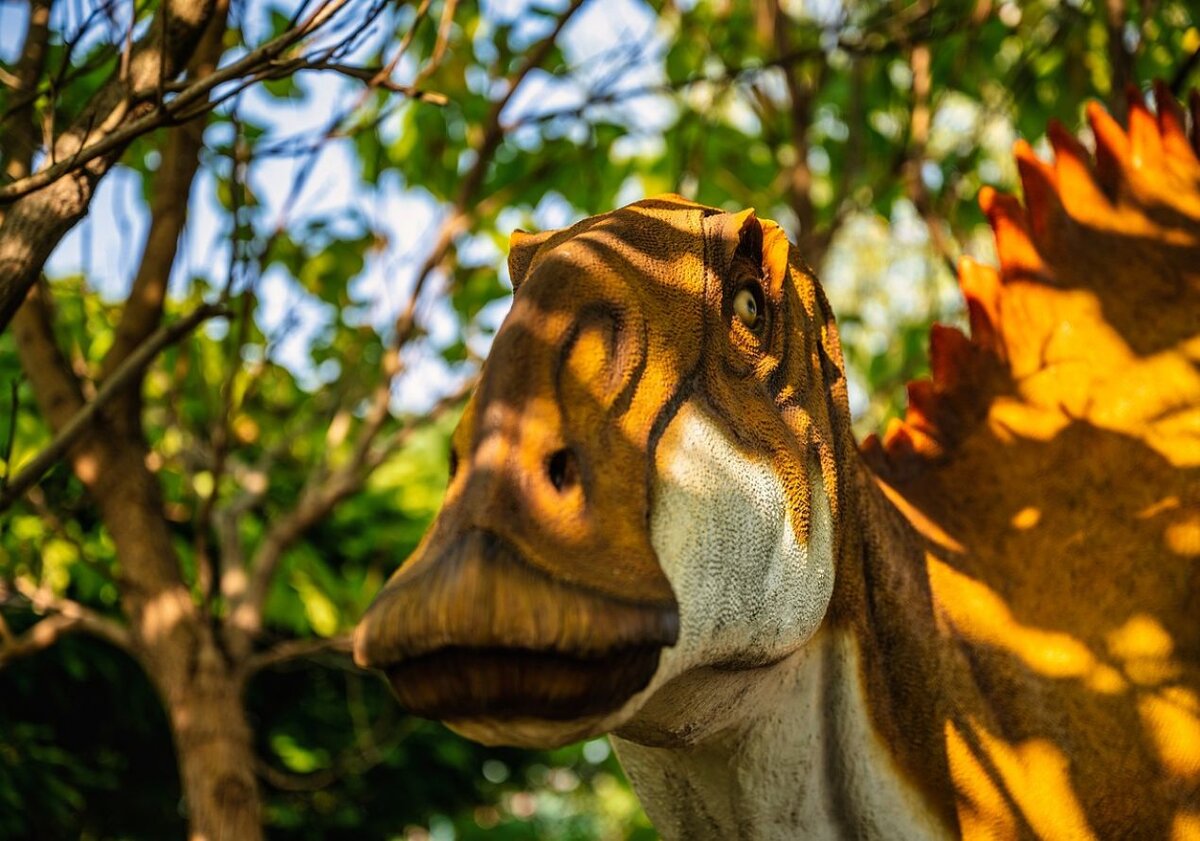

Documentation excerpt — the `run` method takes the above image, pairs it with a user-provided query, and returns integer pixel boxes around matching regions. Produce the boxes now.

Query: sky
[0,0,970,421]
[0,0,673,412]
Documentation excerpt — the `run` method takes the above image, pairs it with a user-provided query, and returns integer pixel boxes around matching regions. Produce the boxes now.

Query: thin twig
[241,633,353,676]
[223,0,584,648]
[0,0,359,204]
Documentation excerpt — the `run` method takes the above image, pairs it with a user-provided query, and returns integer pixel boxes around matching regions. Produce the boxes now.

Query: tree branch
[0,579,134,667]
[0,301,229,513]
[241,633,352,676]
[0,0,54,189]
[10,280,87,436]
[223,0,585,647]
[0,0,364,333]
[101,0,231,389]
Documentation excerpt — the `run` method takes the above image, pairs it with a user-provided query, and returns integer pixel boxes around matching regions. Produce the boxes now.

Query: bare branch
[0,0,356,206]
[228,379,471,643]
[0,301,230,513]
[0,0,54,187]
[223,0,584,647]
[316,62,447,103]
[101,0,231,384]
[0,579,133,667]
[417,0,458,84]
[10,280,87,439]
[0,0,371,333]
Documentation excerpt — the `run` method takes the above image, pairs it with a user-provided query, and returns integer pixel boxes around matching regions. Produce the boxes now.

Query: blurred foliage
[1,0,1197,838]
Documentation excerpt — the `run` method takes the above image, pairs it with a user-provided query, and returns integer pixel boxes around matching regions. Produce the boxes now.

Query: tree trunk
[156,638,262,841]
[87,436,265,840]
[13,295,264,838]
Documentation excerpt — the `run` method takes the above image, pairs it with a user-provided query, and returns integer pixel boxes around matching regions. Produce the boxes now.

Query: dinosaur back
[862,84,1200,837]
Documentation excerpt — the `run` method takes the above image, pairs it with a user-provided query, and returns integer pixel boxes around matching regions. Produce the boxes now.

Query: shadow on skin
[357,160,1200,836]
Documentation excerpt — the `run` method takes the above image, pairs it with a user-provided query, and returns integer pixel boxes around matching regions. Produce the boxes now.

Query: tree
[1,0,1196,837]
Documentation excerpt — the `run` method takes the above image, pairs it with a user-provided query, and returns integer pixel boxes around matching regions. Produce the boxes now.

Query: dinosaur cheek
[649,401,835,675]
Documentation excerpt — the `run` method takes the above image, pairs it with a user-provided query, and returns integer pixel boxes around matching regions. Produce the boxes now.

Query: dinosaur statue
[355,83,1200,838]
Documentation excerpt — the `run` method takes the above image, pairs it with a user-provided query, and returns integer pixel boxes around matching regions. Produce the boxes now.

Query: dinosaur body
[356,87,1200,838]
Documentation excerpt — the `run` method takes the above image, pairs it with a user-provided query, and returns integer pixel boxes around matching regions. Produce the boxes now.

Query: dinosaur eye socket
[733,285,762,330]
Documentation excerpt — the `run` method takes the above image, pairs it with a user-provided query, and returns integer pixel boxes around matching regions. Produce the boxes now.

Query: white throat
[608,402,946,839]
[613,632,948,840]
[648,402,834,675]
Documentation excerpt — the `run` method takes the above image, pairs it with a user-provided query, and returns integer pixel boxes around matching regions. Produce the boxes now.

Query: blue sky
[1,0,672,411]
[1,0,977,422]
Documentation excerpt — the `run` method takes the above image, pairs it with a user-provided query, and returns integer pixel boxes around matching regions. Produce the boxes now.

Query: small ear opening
[507,228,557,292]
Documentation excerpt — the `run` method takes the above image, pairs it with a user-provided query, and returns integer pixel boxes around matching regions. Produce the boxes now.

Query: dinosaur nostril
[546,448,580,493]
[448,448,459,481]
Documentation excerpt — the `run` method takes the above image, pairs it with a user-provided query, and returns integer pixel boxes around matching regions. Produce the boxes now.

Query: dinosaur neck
[825,452,968,829]
[611,626,948,841]
[609,453,956,841]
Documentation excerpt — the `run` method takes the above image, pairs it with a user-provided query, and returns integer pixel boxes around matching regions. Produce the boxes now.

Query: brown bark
[101,0,229,406]
[1,0,52,185]
[4,2,262,837]
[13,284,264,840]
[1104,0,1133,121]
[0,0,218,332]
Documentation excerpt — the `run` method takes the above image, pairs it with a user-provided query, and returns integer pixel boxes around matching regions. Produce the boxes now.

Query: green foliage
[2,0,1197,837]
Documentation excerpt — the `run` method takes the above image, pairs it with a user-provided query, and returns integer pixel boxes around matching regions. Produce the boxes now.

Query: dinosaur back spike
[1153,80,1192,161]
[870,85,1200,474]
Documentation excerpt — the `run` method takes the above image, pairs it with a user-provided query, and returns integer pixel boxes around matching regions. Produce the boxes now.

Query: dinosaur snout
[353,527,676,723]
[354,298,679,732]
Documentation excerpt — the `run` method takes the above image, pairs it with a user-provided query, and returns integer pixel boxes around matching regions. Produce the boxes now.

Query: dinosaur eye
[733,285,762,330]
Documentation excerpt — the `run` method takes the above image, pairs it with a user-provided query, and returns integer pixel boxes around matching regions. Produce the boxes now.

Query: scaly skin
[357,85,1200,839]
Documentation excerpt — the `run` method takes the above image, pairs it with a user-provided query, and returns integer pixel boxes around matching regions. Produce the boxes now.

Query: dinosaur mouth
[383,645,664,720]
[354,528,679,725]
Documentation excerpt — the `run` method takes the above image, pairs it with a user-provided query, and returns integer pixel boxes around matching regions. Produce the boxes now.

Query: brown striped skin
[852,85,1200,838]
[355,197,849,742]
[356,87,1200,838]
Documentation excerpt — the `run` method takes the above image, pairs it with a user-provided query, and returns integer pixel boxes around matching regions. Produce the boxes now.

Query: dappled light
[1,0,1198,837]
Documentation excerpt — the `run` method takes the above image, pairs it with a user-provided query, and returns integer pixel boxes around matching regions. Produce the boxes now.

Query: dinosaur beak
[353,200,710,742]
[353,526,678,726]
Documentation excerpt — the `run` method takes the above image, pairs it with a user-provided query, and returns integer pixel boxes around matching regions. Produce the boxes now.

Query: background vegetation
[0,0,1196,837]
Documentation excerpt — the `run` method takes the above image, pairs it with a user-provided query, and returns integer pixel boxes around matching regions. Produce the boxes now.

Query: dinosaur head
[354,195,853,747]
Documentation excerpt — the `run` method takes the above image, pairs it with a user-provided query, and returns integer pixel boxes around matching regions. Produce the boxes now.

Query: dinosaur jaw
[388,646,665,747]
[353,528,679,744]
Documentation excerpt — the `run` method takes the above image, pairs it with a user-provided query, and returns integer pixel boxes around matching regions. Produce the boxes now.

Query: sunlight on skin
[1139,687,1200,777]
[1174,810,1200,841]
[972,723,1098,841]
[944,714,1102,840]
[944,719,1018,840]
[875,481,965,553]
[1106,616,1184,689]
[986,397,1071,444]
[1166,517,1200,556]
[1107,614,1175,661]
[1009,506,1040,529]
[927,555,1128,694]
